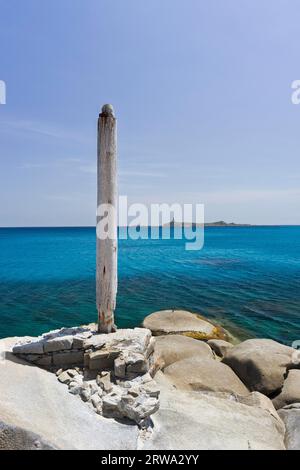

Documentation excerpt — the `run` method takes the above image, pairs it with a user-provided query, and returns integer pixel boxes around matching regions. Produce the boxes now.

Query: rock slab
[143,372,285,450]
[223,339,297,395]
[163,356,249,395]
[142,309,227,340]
[278,404,300,450]
[273,370,300,410]
[152,334,214,369]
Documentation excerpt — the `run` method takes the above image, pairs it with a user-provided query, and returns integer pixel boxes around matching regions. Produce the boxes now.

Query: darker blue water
[0,226,299,345]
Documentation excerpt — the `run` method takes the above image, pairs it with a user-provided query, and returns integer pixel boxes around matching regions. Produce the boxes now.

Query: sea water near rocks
[0,226,299,345]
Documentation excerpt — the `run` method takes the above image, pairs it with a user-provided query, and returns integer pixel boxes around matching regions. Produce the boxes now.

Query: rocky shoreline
[0,309,299,450]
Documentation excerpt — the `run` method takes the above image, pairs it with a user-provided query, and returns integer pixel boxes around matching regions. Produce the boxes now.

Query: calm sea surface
[0,226,299,345]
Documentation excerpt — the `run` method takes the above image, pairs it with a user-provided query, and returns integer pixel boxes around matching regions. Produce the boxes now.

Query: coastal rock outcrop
[142,309,227,340]
[222,339,297,395]
[163,356,249,395]
[12,326,154,372]
[55,367,159,424]
[1,337,286,450]
[272,370,300,410]
[143,371,285,450]
[208,339,234,358]
[278,404,300,450]
[152,334,214,369]
[11,326,159,425]
[0,329,292,450]
[0,338,139,450]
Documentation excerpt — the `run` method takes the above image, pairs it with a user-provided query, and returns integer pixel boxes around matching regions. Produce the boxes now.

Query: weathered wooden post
[96,104,118,333]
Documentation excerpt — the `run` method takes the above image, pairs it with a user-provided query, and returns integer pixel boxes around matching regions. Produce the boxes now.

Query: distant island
[206,220,251,227]
[163,219,252,228]
[120,220,252,228]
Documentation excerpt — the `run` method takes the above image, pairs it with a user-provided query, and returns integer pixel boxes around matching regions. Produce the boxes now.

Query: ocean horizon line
[1,224,300,229]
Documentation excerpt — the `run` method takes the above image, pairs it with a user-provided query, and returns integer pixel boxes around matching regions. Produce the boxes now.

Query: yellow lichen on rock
[142,309,228,341]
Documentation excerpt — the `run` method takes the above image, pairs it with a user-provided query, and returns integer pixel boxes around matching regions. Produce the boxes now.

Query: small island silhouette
[163,218,251,227]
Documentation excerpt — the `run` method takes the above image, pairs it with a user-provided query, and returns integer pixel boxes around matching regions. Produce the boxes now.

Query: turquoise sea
[0,226,299,345]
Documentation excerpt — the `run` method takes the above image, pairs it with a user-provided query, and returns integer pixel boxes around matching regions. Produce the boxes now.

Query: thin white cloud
[19,157,85,170]
[0,118,89,144]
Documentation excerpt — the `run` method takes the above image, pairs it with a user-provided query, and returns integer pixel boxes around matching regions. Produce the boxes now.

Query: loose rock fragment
[97,372,113,393]
[58,371,72,385]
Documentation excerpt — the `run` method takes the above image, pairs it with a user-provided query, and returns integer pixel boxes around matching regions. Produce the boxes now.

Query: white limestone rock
[142,371,285,450]
[278,403,300,450]
[44,336,73,353]
[140,381,160,398]
[0,338,139,450]
[80,383,92,402]
[84,328,151,354]
[114,355,126,378]
[97,371,113,393]
[102,390,124,419]
[58,371,72,385]
[13,340,44,355]
[119,392,160,424]
[91,393,102,409]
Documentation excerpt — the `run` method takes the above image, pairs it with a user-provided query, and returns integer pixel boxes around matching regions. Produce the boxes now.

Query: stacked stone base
[12,325,159,425]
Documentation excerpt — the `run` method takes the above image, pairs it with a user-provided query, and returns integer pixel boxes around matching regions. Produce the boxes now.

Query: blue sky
[0,0,299,226]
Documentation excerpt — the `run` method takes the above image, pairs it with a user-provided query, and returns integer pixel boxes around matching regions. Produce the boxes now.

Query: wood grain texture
[96,105,118,333]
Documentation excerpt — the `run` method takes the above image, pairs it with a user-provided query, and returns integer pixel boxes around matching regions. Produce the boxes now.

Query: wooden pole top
[101,104,115,117]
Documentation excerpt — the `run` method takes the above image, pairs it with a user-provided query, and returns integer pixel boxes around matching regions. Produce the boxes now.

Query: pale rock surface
[236,391,282,424]
[13,340,44,355]
[44,336,73,353]
[58,370,72,384]
[102,389,124,419]
[2,331,290,450]
[11,326,159,426]
[97,371,113,393]
[12,326,93,355]
[143,372,285,450]
[223,339,297,395]
[12,326,153,379]
[142,310,226,340]
[273,370,300,410]
[193,389,282,424]
[87,370,160,424]
[117,373,153,389]
[189,389,282,423]
[0,338,138,450]
[163,356,249,395]
[83,328,152,374]
[278,403,300,450]
[119,392,160,423]
[84,327,151,354]
[152,334,214,369]
[208,339,234,358]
